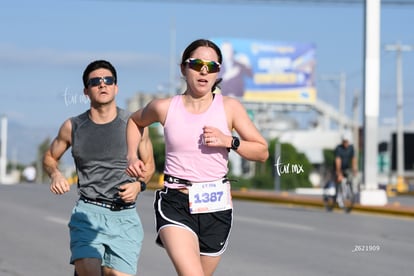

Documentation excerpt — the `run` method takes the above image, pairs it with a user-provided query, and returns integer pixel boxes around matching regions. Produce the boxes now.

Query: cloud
[0,43,166,69]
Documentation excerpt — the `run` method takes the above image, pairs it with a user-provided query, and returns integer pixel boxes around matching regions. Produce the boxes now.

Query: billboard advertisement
[211,38,316,103]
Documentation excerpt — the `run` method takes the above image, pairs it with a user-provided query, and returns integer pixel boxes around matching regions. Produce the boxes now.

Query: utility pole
[384,41,413,192]
[320,72,347,131]
[360,0,387,206]
[169,16,176,95]
[274,141,281,191]
[352,89,360,162]
[339,72,346,132]
[0,115,7,183]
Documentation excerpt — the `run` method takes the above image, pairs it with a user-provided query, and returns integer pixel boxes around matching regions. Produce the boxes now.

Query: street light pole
[0,115,7,183]
[320,72,347,132]
[385,41,413,192]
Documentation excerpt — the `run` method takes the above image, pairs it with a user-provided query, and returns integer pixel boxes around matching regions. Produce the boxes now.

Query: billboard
[212,38,316,103]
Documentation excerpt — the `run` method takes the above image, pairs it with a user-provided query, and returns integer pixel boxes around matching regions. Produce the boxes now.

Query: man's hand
[336,172,344,184]
[50,172,71,195]
[352,169,358,176]
[118,182,143,203]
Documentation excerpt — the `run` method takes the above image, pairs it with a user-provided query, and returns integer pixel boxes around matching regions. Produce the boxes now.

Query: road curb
[147,182,414,218]
[231,189,414,218]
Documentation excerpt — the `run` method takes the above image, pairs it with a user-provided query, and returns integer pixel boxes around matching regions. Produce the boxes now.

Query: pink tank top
[163,93,230,188]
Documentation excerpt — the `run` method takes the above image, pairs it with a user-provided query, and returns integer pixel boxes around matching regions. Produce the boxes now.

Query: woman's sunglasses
[87,76,116,87]
[185,58,221,73]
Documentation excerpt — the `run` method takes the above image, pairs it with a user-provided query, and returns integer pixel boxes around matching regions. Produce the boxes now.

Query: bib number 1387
[193,191,224,204]
[188,181,232,214]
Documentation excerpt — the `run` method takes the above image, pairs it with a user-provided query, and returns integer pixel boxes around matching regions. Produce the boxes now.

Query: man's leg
[74,258,102,276]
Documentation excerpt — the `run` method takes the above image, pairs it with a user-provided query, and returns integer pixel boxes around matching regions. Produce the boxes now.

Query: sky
[1,0,414,164]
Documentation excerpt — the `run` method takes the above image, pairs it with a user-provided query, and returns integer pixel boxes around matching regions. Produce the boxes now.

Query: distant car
[22,166,36,182]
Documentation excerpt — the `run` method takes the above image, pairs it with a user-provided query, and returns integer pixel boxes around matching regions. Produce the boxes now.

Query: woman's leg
[159,226,204,276]
[201,255,222,276]
[103,266,134,276]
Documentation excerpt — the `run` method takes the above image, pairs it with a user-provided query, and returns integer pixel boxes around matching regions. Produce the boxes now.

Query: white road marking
[236,216,315,231]
[45,216,68,225]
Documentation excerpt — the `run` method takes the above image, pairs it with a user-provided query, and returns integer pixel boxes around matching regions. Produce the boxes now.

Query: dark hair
[82,60,117,88]
[180,39,222,65]
[181,39,223,92]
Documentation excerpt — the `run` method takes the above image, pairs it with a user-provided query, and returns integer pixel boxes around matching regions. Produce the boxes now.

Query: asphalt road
[1,183,413,276]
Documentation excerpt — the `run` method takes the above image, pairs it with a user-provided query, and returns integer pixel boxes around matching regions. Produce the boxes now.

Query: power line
[97,0,414,6]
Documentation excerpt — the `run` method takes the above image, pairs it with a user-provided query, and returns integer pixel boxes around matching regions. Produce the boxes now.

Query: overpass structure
[128,91,356,136]
[242,98,356,137]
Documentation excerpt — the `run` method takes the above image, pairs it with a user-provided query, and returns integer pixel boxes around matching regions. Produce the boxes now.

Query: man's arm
[335,156,344,183]
[351,150,358,175]
[334,144,344,183]
[335,156,342,175]
[43,119,72,194]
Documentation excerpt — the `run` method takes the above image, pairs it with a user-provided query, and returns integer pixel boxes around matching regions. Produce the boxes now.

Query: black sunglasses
[87,76,116,87]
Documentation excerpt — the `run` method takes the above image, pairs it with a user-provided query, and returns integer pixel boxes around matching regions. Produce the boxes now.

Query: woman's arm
[126,98,170,178]
[224,97,269,162]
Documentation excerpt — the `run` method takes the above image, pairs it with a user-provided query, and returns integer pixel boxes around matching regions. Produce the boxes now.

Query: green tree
[247,139,275,190]
[230,138,312,191]
[323,148,334,172]
[37,137,51,183]
[148,124,165,175]
[252,138,312,191]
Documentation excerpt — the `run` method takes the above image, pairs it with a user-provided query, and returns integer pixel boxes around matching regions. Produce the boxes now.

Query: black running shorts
[154,187,233,256]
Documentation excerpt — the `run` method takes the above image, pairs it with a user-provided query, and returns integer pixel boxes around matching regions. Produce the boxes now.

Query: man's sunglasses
[185,58,221,73]
[87,76,116,87]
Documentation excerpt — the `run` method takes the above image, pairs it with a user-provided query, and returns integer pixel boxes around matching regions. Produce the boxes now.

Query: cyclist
[334,132,358,187]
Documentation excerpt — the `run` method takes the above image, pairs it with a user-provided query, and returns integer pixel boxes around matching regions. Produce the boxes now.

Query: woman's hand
[202,126,231,148]
[126,157,147,179]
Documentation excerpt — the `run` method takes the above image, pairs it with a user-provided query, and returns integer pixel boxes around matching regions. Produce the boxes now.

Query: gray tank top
[71,107,135,202]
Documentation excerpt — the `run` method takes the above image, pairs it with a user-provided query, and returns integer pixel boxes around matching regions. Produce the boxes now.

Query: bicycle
[323,172,356,213]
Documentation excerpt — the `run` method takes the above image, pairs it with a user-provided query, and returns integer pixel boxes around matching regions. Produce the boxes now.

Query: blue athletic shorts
[154,187,233,256]
[68,200,143,275]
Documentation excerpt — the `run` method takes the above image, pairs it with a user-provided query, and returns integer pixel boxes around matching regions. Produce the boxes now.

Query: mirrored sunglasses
[185,58,221,73]
[87,76,116,87]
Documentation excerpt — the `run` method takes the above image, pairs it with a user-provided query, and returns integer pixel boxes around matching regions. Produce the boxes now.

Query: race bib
[188,179,233,214]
